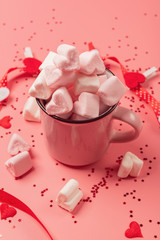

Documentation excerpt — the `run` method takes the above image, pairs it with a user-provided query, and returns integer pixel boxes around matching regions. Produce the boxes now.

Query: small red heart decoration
[0,116,12,129]
[125,221,143,238]
[23,57,42,75]
[124,72,145,89]
[0,203,17,220]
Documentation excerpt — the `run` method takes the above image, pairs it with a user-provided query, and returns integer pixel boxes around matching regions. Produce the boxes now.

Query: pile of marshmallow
[24,44,126,121]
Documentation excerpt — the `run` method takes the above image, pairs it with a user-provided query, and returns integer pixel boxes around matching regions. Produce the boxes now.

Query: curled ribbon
[0,189,54,240]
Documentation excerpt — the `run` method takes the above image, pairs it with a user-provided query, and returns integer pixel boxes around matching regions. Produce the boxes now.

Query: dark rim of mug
[36,68,119,124]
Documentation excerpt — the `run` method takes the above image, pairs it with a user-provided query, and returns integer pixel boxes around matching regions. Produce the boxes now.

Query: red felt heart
[23,57,42,75]
[0,116,12,129]
[0,203,17,220]
[125,221,143,238]
[124,72,145,89]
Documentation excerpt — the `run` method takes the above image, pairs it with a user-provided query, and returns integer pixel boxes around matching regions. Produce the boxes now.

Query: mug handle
[110,106,143,143]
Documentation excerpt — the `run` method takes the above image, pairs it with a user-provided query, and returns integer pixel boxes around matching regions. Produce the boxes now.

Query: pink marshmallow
[128,152,144,177]
[54,44,79,71]
[56,179,83,212]
[23,96,41,122]
[73,92,99,119]
[79,49,105,75]
[98,76,126,106]
[44,65,77,89]
[70,113,88,121]
[73,73,100,96]
[99,100,110,115]
[5,151,32,178]
[46,87,73,115]
[117,152,133,178]
[29,70,53,99]
[8,133,31,156]
[39,51,56,70]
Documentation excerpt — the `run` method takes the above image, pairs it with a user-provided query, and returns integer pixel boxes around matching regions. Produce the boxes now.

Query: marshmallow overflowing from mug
[28,44,126,120]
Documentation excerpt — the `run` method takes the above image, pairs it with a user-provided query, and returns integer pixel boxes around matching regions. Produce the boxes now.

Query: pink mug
[36,71,143,166]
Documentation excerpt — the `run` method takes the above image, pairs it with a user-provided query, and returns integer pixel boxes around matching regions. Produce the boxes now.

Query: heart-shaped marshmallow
[54,44,80,71]
[8,133,31,155]
[46,87,73,115]
[79,49,105,75]
[73,92,99,119]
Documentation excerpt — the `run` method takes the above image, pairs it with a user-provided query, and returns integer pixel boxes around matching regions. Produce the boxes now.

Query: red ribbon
[0,189,54,240]
[88,42,160,126]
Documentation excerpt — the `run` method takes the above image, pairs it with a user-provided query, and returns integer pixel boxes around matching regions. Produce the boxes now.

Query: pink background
[0,0,160,239]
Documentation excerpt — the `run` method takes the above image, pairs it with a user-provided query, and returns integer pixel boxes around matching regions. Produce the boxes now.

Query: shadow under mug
[36,70,143,166]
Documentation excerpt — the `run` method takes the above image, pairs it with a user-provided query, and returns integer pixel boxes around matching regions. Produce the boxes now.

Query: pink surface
[0,0,160,239]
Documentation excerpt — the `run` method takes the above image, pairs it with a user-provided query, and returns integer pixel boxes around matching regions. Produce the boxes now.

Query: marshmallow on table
[117,152,143,178]
[117,152,133,178]
[39,51,56,71]
[44,65,77,89]
[8,133,31,155]
[54,44,79,71]
[23,96,40,122]
[79,49,105,75]
[46,87,73,115]
[98,76,126,106]
[29,70,53,99]
[73,73,100,96]
[5,151,32,178]
[73,92,99,119]
[129,152,144,177]
[56,179,83,212]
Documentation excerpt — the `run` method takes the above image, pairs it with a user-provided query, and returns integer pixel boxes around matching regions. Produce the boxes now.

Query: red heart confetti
[0,203,17,220]
[125,221,143,238]
[0,116,12,129]
[0,190,53,240]
[124,72,145,88]
[104,54,160,126]
[23,57,42,75]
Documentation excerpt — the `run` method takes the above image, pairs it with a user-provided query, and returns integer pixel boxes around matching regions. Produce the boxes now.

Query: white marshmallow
[56,179,83,212]
[5,151,32,178]
[46,87,73,115]
[73,73,100,96]
[73,92,99,119]
[29,70,53,99]
[71,113,88,121]
[79,49,105,75]
[44,65,77,89]
[129,152,144,177]
[55,44,79,71]
[117,152,143,178]
[23,96,40,122]
[39,51,56,71]
[117,152,133,178]
[8,133,31,156]
[98,76,126,106]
